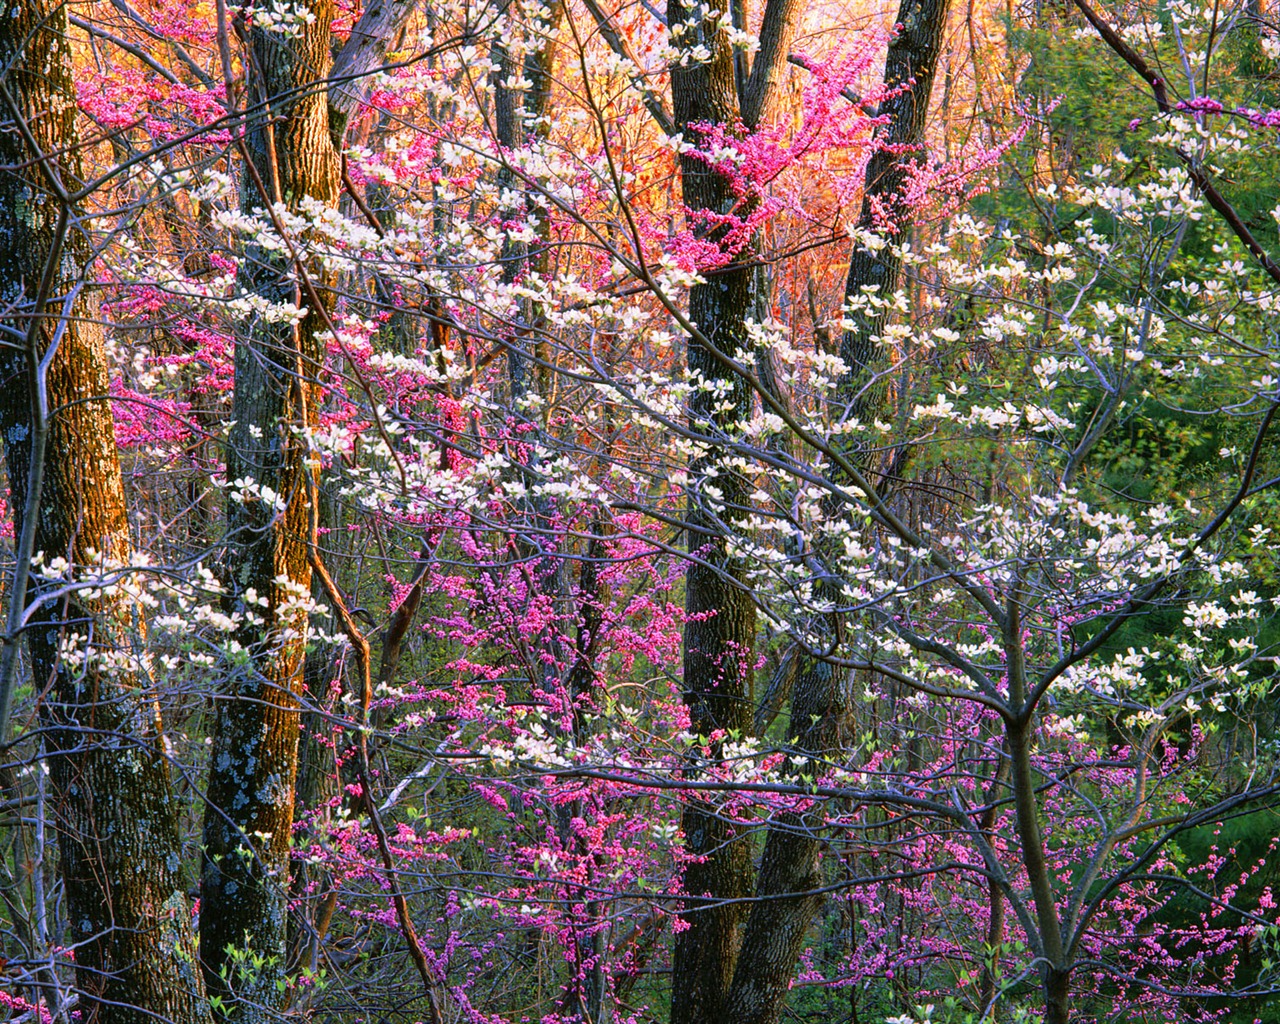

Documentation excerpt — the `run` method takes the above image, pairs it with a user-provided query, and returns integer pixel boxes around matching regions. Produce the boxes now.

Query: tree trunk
[0,6,209,1024]
[720,658,842,1024]
[200,4,340,1016]
[840,0,951,407]
[328,0,421,139]
[668,3,757,1019]
[493,0,564,405]
[665,0,813,1015]
[1008,718,1071,1024]
[1043,965,1071,1024]
[711,2,953,1019]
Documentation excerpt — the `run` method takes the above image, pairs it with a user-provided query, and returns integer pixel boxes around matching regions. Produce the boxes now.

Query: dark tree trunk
[720,658,842,1024]
[1043,966,1071,1024]
[1008,717,1071,1024]
[712,1,953,1020]
[0,6,209,1024]
[664,0,813,1015]
[200,3,340,1016]
[840,0,951,405]
[667,3,757,1019]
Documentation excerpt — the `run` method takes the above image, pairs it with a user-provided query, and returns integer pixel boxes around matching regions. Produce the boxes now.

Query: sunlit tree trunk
[0,5,209,1023]
[199,3,340,1016]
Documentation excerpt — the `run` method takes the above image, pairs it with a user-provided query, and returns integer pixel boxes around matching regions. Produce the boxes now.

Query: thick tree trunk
[840,0,951,405]
[199,4,340,1017]
[0,6,209,1024]
[720,657,842,1024]
[667,3,758,1020]
[664,0,812,1015]
[329,0,421,138]
[712,2,953,1020]
[1043,966,1071,1024]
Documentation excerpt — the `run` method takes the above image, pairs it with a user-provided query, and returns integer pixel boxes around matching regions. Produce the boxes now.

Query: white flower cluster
[240,0,317,36]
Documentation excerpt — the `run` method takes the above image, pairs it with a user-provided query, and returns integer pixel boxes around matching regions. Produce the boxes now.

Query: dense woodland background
[3,0,1280,1022]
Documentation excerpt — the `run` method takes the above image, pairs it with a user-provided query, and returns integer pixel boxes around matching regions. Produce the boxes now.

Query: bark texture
[840,0,951,398]
[668,2,757,1019]
[664,0,818,1013]
[0,5,209,1024]
[719,657,842,1024]
[199,4,340,1016]
[680,0,953,1019]
[329,0,421,135]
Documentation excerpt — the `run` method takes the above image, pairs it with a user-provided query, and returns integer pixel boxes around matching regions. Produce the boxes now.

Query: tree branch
[578,0,674,135]
[1072,0,1280,283]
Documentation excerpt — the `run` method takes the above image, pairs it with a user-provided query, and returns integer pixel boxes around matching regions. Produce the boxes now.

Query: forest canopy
[2,0,1280,1023]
